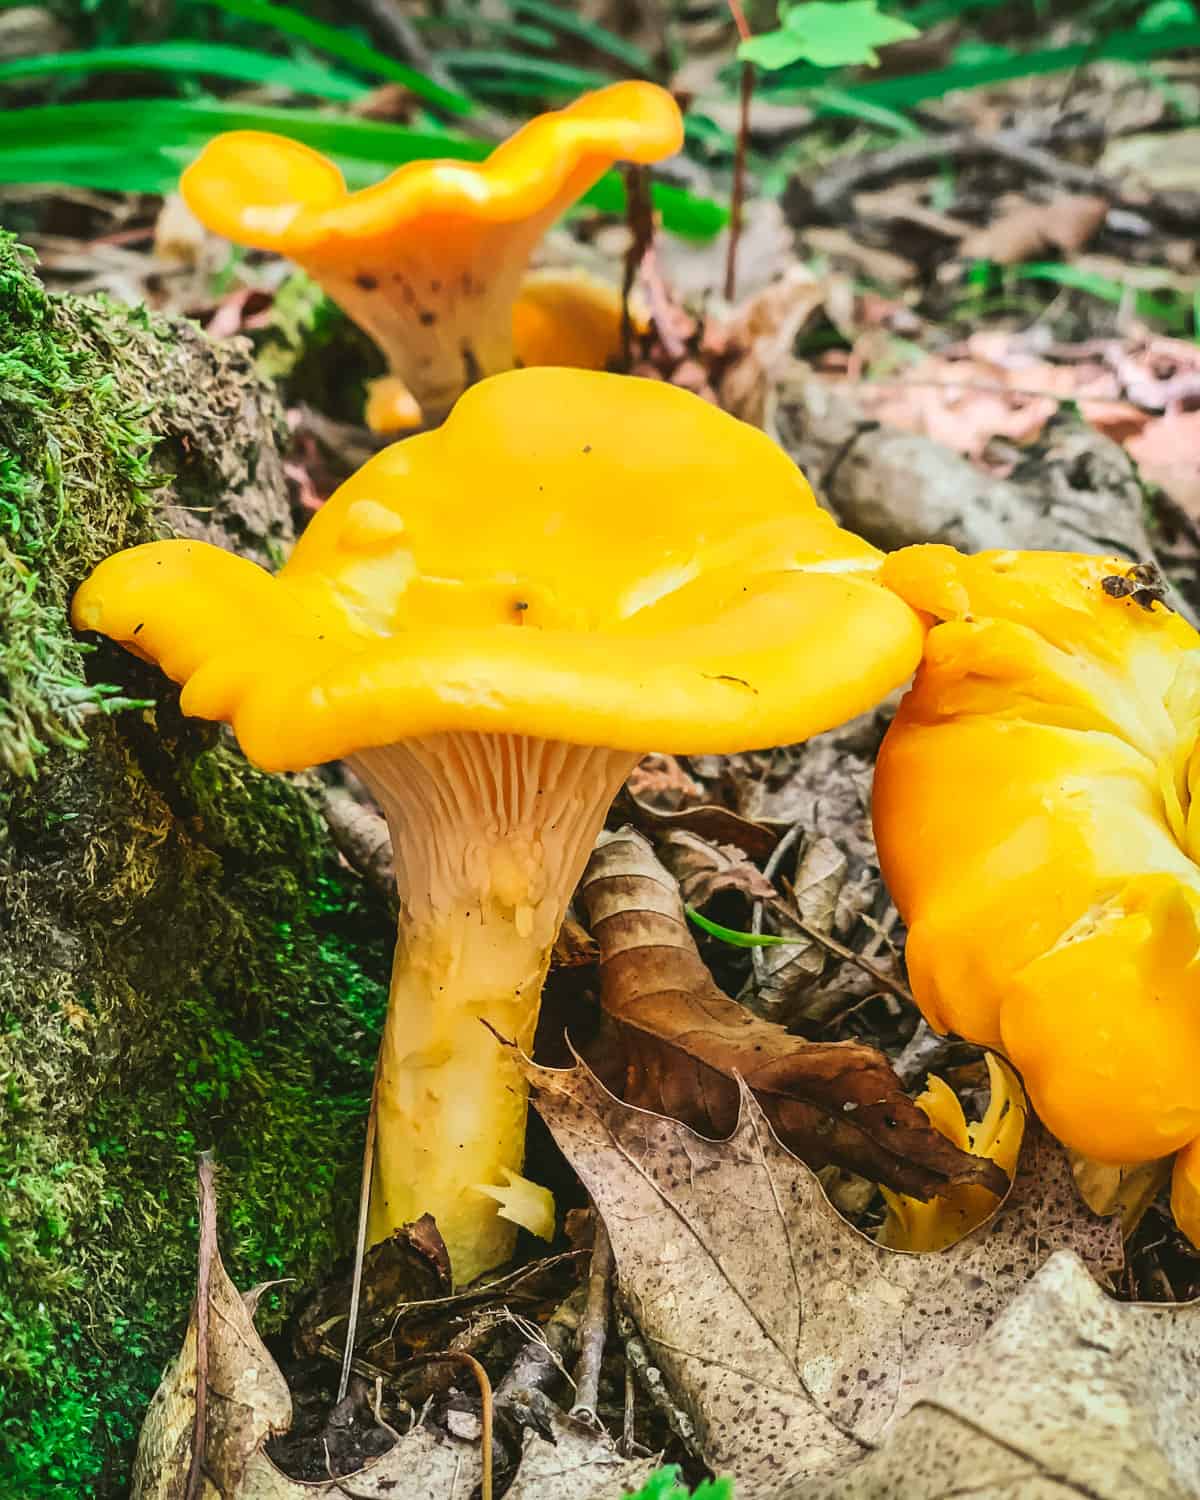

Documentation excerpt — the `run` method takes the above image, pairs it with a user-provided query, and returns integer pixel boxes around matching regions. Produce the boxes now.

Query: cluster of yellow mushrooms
[72,83,1200,1285]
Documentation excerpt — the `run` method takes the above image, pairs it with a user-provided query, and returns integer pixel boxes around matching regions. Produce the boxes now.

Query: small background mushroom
[180,83,683,430]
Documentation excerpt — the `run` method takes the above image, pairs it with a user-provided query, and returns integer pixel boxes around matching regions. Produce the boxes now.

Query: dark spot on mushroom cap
[355,272,379,291]
[133,622,144,635]
[419,310,436,327]
[582,444,592,453]
[431,279,442,292]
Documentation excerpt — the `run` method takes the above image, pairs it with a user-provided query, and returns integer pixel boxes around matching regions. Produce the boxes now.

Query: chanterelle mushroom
[873,546,1200,1243]
[180,83,682,432]
[73,367,923,1284]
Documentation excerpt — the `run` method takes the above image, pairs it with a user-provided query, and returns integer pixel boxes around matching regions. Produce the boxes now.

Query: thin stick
[572,1214,613,1421]
[724,0,754,302]
[186,1152,217,1500]
[750,822,914,1005]
[338,1062,380,1404]
[620,165,654,370]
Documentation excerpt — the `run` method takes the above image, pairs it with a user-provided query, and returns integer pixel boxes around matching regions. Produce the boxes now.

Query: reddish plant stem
[724,0,754,303]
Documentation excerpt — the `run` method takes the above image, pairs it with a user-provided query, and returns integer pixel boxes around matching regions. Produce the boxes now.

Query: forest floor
[4,2,1200,1496]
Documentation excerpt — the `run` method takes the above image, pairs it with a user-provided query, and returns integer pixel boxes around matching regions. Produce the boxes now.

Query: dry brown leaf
[626,753,704,812]
[132,1218,291,1497]
[957,192,1107,264]
[803,226,919,286]
[803,1251,1200,1500]
[527,1063,1123,1498]
[1126,409,1200,518]
[749,834,845,1024]
[579,827,1007,1202]
[655,827,777,909]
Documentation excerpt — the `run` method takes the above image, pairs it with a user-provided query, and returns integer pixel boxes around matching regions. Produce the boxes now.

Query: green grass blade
[196,0,476,115]
[0,41,365,98]
[0,98,726,238]
[685,906,793,949]
[757,23,1200,108]
[510,0,657,74]
[436,48,611,96]
[1005,260,1195,333]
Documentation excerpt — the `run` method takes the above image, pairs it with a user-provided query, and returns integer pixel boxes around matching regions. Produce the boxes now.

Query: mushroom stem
[351,733,637,1284]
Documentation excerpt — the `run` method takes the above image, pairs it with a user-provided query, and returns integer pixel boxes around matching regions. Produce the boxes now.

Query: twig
[571,1214,613,1422]
[810,126,1123,216]
[621,165,655,369]
[894,1019,959,1090]
[338,1062,381,1404]
[724,1,754,302]
[186,1152,217,1500]
[321,785,394,898]
[750,821,914,1005]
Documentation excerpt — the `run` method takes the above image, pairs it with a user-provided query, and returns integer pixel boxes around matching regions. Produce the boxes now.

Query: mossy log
[0,237,389,1498]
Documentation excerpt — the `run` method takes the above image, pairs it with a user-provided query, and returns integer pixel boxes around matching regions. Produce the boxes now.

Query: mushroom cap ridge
[72,368,924,772]
[179,81,684,256]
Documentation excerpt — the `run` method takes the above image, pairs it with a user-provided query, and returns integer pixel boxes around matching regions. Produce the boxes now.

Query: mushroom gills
[351,731,637,1285]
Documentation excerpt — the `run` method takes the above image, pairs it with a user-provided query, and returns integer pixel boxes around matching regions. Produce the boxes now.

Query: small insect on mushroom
[1100,561,1168,612]
[873,544,1200,1250]
[72,367,925,1285]
[179,84,683,433]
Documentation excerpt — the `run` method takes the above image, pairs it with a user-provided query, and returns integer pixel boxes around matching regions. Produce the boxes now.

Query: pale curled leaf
[802,1251,1200,1500]
[132,1218,291,1500]
[580,827,1004,1201]
[526,1062,1122,1498]
[505,1411,659,1500]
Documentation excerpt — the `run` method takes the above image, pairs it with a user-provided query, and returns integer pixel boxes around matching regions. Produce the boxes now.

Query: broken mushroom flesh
[73,367,924,1283]
[874,545,1200,1241]
[180,83,683,430]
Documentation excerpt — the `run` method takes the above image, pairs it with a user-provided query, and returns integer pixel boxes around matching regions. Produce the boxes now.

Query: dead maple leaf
[526,1063,1123,1498]
[803,1251,1200,1500]
[655,827,777,909]
[957,192,1108,265]
[1125,408,1200,519]
[578,827,1006,1202]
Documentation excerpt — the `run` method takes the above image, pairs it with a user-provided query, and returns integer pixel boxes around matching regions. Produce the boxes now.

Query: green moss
[0,236,389,1496]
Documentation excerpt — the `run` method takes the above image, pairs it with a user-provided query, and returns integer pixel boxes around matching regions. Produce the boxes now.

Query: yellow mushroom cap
[873,545,1200,1166]
[180,82,683,255]
[73,367,922,772]
[511,267,639,371]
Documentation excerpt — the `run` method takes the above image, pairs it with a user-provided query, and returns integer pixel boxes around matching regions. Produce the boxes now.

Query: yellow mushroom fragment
[73,368,924,1284]
[181,84,683,430]
[879,1054,1026,1252]
[873,545,1200,1244]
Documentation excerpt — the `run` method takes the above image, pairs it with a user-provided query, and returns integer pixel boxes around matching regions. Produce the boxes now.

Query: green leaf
[0,98,727,239]
[0,42,365,99]
[738,28,814,69]
[194,0,476,116]
[741,0,919,71]
[624,1464,734,1500]
[685,906,793,950]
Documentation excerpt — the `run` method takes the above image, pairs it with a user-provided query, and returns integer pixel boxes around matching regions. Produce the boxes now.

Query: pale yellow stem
[351,733,636,1285]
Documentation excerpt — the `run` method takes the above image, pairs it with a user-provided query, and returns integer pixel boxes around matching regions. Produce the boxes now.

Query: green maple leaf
[739,0,919,71]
